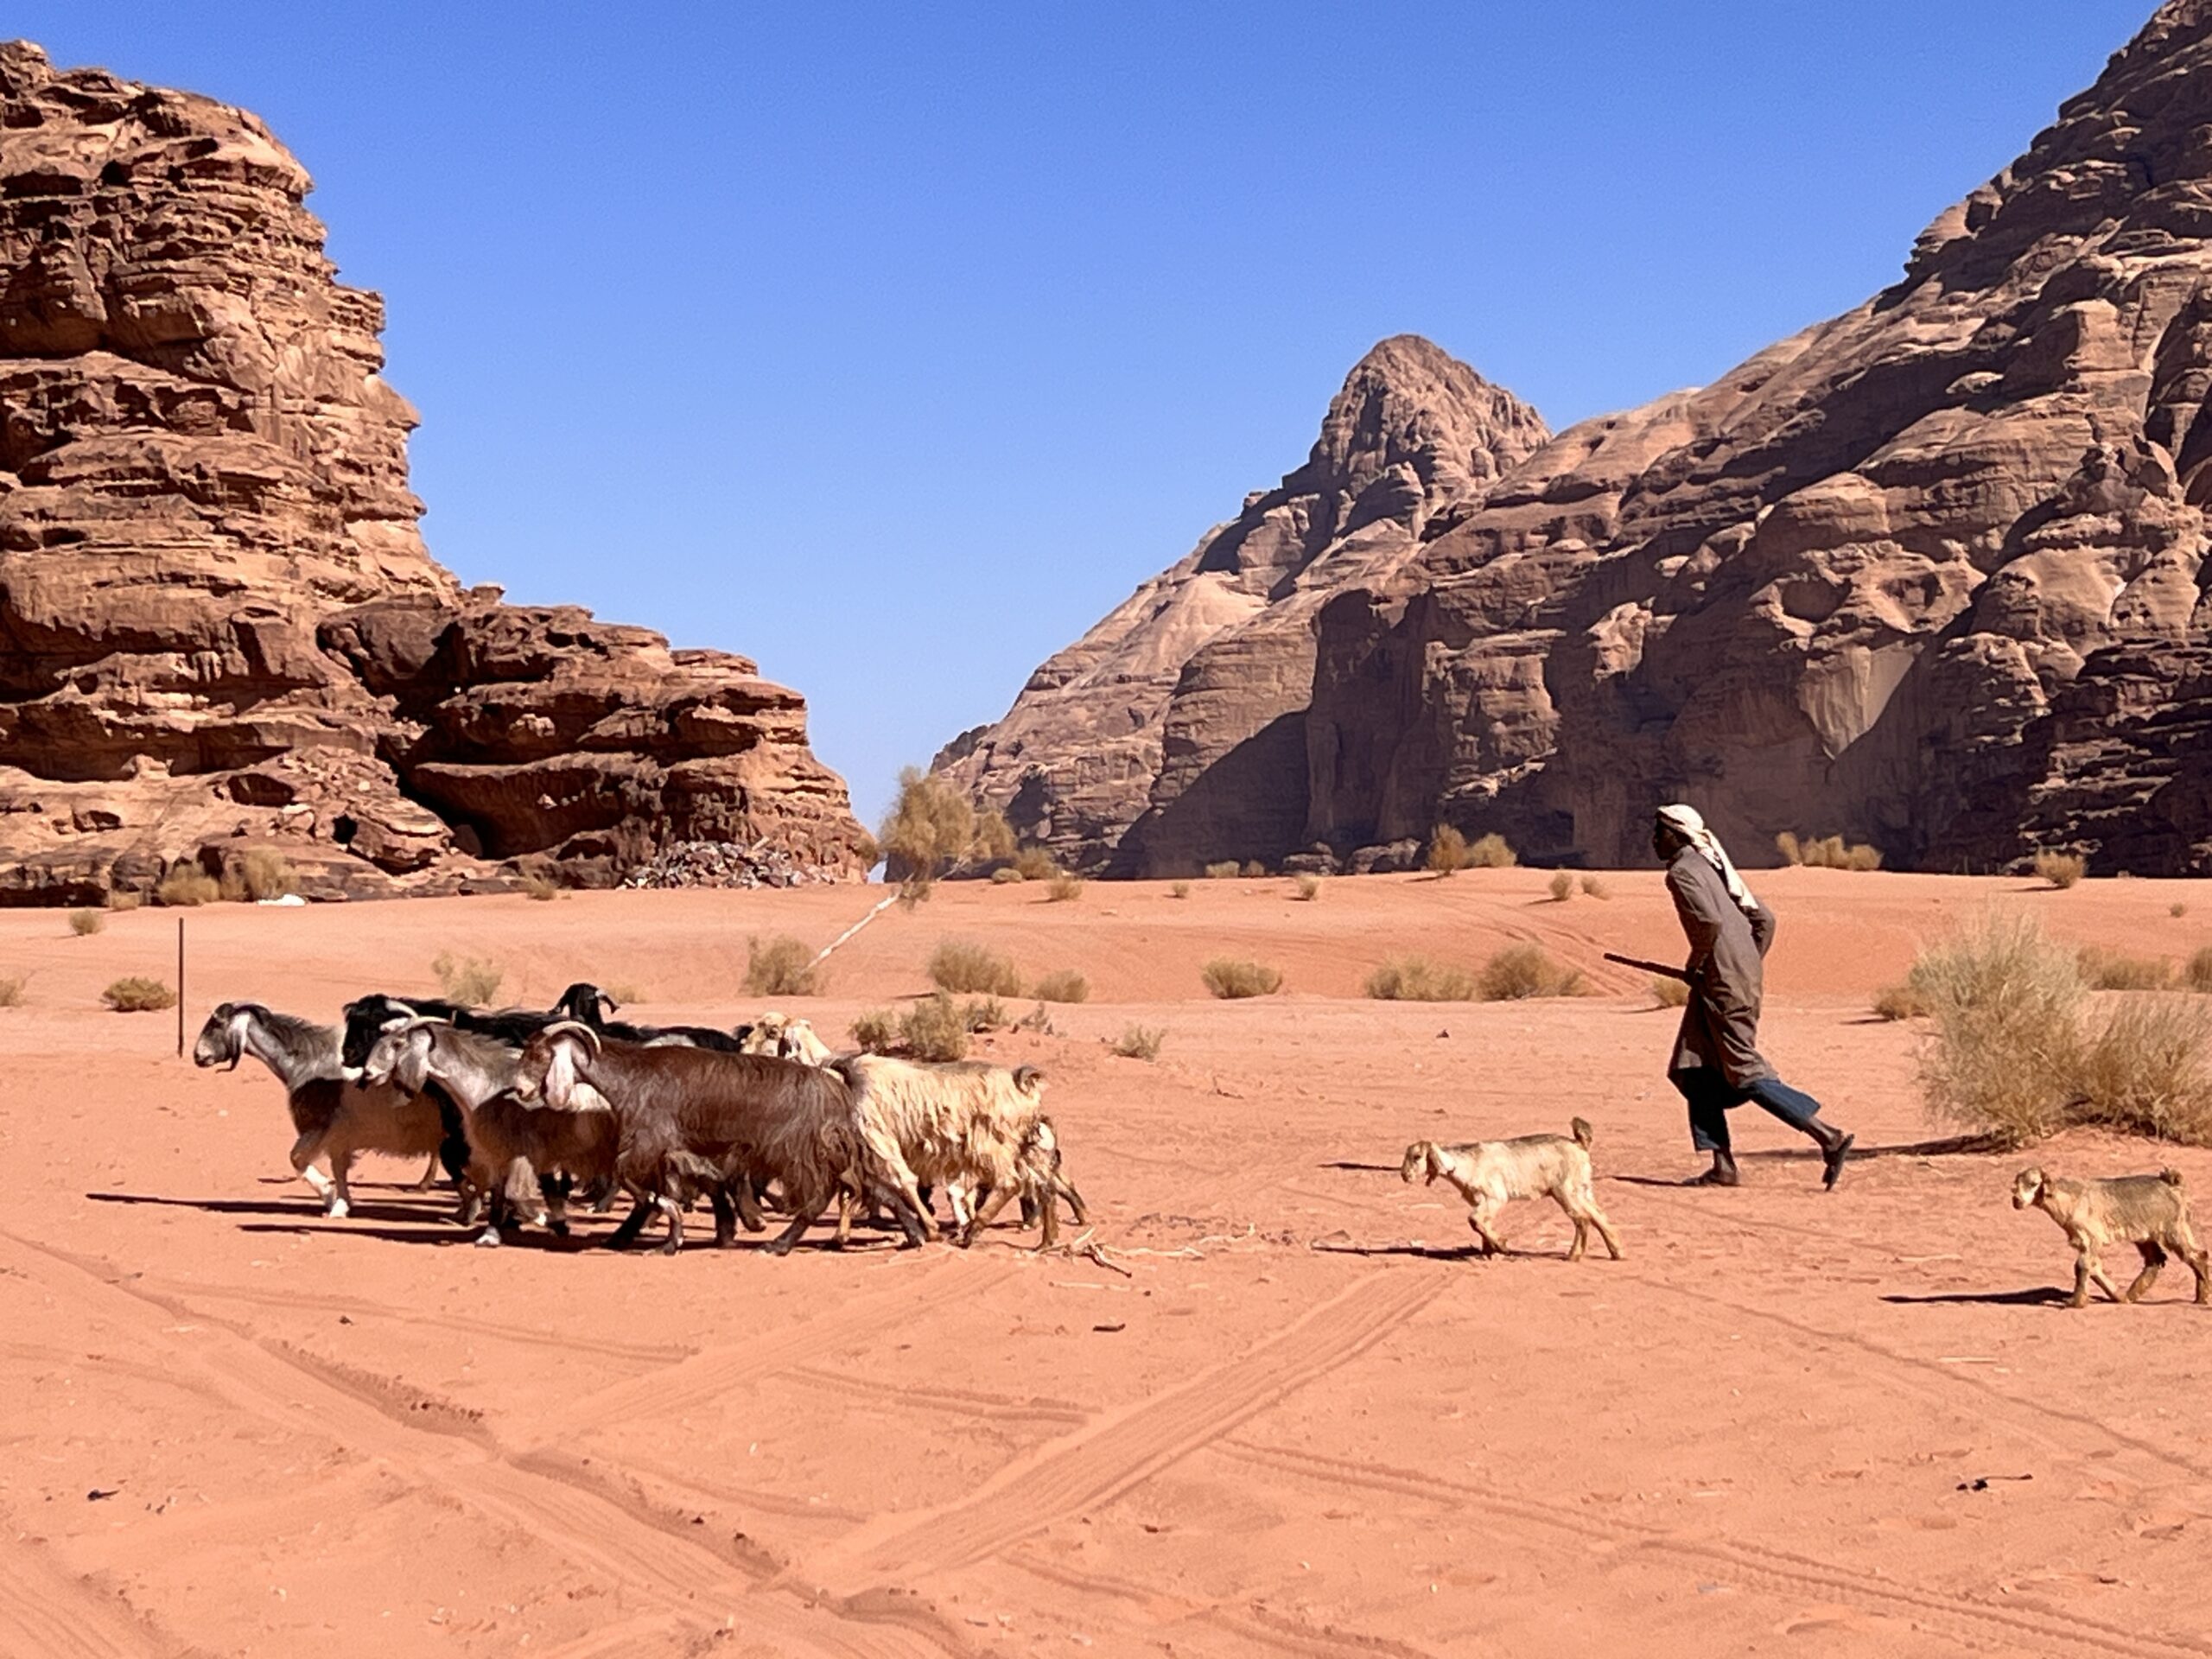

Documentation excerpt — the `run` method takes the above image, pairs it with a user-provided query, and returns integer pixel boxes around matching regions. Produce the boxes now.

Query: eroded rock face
[935,335,1550,872]
[947,0,2212,877]
[0,41,867,901]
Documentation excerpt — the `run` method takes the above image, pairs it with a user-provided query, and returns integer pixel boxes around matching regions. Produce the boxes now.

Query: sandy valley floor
[2,868,2210,1657]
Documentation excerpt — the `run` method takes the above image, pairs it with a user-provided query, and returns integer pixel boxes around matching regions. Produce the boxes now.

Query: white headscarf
[1657,804,1763,920]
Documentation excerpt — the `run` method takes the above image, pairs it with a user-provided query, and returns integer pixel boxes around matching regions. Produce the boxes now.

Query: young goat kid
[1401,1117,1623,1261]
[2012,1166,2210,1307]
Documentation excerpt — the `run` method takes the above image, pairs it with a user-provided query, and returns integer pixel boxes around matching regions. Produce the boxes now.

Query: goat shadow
[86,1190,442,1226]
[1882,1287,2079,1307]
[1312,1237,1588,1262]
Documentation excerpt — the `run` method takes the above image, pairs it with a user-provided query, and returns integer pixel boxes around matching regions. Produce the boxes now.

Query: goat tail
[1011,1065,1046,1098]
[1570,1116,1594,1149]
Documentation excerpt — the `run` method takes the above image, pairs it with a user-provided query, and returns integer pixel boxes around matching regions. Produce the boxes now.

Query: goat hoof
[326,1199,350,1220]
[474,1229,502,1249]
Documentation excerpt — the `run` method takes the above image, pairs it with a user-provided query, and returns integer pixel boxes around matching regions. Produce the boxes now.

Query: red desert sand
[2,868,2209,1656]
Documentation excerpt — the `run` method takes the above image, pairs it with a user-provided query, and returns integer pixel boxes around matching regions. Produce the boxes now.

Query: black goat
[549,982,748,1053]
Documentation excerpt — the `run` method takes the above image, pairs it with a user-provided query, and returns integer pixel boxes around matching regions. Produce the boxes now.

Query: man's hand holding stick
[1605,951,1693,984]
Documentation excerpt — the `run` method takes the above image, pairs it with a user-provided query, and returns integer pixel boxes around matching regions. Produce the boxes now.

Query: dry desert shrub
[899,993,969,1062]
[1650,974,1691,1008]
[1580,874,1610,899]
[0,976,23,1009]
[1782,833,1882,871]
[432,952,505,1007]
[1425,826,1466,874]
[849,1008,898,1053]
[1111,1024,1165,1061]
[105,889,143,912]
[957,995,1009,1033]
[927,938,1021,996]
[1548,870,1574,902]
[1477,944,1585,1001]
[988,866,1025,885]
[239,849,298,900]
[1032,969,1090,1003]
[1465,832,1517,869]
[2068,995,2212,1144]
[1916,912,2086,1143]
[1872,981,1929,1021]
[1293,874,1322,902]
[156,865,219,907]
[1012,845,1058,881]
[519,870,561,901]
[68,908,102,937]
[1203,957,1282,999]
[103,976,175,1014]
[1046,873,1085,903]
[2078,946,2172,991]
[1205,861,1241,880]
[1364,957,1476,1002]
[1170,880,1192,899]
[2189,947,2212,994]
[746,934,822,996]
[2174,902,2190,919]
[2033,849,2086,888]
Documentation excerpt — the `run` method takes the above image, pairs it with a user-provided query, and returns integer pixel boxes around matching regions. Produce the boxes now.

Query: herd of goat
[193,985,1087,1255]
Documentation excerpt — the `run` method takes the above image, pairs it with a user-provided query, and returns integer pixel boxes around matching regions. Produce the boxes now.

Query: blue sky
[15,2,2154,823]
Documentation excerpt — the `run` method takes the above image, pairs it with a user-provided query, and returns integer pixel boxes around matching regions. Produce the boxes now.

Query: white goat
[1400,1116,1622,1261]
[830,1055,1058,1246]
[2012,1166,2211,1306]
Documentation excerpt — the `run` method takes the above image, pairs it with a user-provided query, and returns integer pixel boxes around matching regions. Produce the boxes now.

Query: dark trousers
[1671,1068,1825,1155]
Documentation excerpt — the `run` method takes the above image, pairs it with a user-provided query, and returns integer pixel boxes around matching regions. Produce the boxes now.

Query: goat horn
[541,1019,602,1056]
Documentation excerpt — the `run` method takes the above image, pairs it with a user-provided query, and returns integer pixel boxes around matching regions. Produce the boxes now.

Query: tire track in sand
[0,1535,175,1659]
[1215,1439,2210,1659]
[0,1227,973,1659]
[799,1268,1444,1592]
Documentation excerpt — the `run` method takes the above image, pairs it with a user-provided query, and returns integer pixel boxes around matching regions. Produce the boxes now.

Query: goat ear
[598,990,620,1016]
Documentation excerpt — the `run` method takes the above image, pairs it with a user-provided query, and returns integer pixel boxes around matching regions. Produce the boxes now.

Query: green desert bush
[1012,845,1058,881]
[1293,874,1322,902]
[103,976,175,1014]
[1110,1024,1165,1061]
[1031,969,1090,1004]
[899,992,970,1062]
[1205,861,1242,880]
[2077,946,2172,991]
[1046,872,1085,903]
[432,952,505,1007]
[745,934,821,996]
[1202,957,1282,999]
[849,1008,899,1053]
[927,938,1022,996]
[68,908,103,937]
[156,865,219,907]
[1548,870,1574,902]
[2189,946,2212,994]
[1425,827,1466,875]
[1477,944,1585,1001]
[1364,957,1477,1002]
[2033,849,2086,889]
[1650,974,1691,1008]
[988,866,1026,885]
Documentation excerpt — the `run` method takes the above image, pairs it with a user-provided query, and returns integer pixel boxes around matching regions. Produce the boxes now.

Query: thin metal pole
[176,915,185,1058]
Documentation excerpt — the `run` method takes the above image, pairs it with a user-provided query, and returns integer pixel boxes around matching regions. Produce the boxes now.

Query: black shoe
[1685,1155,1739,1187]
[1821,1132,1854,1190]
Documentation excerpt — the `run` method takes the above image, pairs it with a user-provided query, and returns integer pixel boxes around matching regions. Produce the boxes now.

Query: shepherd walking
[1654,804,1853,1189]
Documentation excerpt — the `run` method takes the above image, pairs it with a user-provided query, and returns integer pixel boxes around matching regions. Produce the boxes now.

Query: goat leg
[656,1192,683,1255]
[1054,1173,1090,1225]
[766,1203,819,1257]
[606,1194,657,1250]
[709,1186,737,1249]
[411,1150,442,1191]
[2126,1240,2167,1303]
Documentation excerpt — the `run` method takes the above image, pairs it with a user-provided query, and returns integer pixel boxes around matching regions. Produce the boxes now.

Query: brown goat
[512,1022,931,1255]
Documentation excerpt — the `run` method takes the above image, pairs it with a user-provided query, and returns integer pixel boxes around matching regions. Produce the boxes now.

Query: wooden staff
[1604,951,1691,983]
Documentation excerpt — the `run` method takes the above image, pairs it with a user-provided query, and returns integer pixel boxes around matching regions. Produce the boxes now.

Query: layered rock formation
[944,0,2212,877]
[0,41,867,902]
[935,336,1550,873]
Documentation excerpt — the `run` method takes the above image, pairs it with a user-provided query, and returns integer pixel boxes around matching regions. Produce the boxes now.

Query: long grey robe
[1666,846,1777,1088]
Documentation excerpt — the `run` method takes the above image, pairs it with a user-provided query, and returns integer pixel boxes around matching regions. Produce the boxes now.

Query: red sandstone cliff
[0,41,868,901]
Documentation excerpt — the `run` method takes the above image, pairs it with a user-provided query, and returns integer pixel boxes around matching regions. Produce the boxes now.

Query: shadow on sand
[1881,1287,2073,1307]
